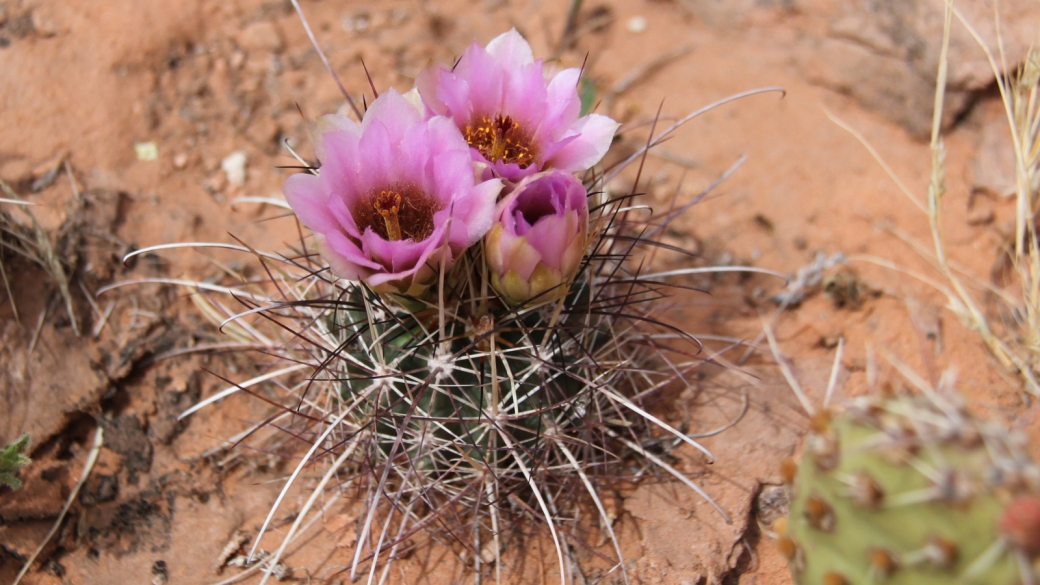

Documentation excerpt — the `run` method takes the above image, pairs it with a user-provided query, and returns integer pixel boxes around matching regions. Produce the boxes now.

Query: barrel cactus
[104,22,773,583]
[326,270,606,490]
[779,392,1040,584]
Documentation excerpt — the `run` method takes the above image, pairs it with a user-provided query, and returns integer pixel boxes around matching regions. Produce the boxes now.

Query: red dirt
[2,0,1038,584]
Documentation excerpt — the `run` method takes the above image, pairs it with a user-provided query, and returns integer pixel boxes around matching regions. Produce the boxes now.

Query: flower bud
[485,170,589,305]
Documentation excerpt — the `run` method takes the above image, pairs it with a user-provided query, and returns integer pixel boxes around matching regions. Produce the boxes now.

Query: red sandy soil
[1,0,1038,584]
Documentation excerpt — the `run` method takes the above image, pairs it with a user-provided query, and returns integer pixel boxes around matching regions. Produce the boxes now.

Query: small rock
[388,8,409,27]
[134,142,159,161]
[479,541,498,565]
[172,153,189,170]
[966,206,995,226]
[753,213,775,233]
[823,267,870,310]
[151,560,169,585]
[604,177,632,199]
[755,484,790,525]
[651,183,674,202]
[819,333,842,349]
[205,173,227,194]
[342,11,372,33]
[221,151,248,187]
[626,15,647,33]
[972,113,1017,198]
[229,50,246,70]
[30,6,62,37]
[239,21,283,53]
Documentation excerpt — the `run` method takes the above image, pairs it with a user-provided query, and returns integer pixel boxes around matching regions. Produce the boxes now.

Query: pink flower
[416,29,620,182]
[485,170,589,305]
[283,89,503,295]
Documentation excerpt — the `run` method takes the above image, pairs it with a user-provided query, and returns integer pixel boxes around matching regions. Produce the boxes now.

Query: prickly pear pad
[786,394,1038,585]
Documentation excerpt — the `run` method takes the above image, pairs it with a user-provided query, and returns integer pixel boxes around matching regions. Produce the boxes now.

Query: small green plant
[0,433,32,490]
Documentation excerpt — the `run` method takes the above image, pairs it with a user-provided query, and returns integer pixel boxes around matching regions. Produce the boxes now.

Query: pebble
[229,51,246,70]
[31,7,62,37]
[172,153,189,170]
[205,173,227,195]
[651,183,673,202]
[134,142,158,161]
[627,15,647,33]
[972,114,1016,198]
[239,21,284,53]
[221,151,248,186]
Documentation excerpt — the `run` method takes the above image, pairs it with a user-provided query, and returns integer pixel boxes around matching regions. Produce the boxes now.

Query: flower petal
[540,68,582,139]
[359,88,423,139]
[453,43,506,118]
[321,230,382,276]
[487,224,542,281]
[525,210,579,271]
[282,173,337,234]
[356,119,394,195]
[363,223,451,287]
[415,64,449,116]
[447,177,501,248]
[313,114,361,161]
[485,28,534,69]
[503,60,548,130]
[318,129,363,202]
[546,114,620,172]
[327,194,363,240]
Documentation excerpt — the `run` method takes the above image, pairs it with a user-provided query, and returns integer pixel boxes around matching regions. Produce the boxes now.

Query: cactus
[133,159,734,583]
[780,392,1040,585]
[112,22,782,583]
[328,278,600,483]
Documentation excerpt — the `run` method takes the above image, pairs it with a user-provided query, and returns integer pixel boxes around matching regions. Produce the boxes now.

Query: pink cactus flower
[485,170,589,305]
[416,29,620,182]
[283,89,503,296]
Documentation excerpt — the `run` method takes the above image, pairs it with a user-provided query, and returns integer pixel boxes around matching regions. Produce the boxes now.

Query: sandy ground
[2,0,1038,583]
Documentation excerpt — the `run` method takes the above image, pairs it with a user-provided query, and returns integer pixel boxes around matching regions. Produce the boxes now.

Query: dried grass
[0,178,80,336]
[827,1,1040,397]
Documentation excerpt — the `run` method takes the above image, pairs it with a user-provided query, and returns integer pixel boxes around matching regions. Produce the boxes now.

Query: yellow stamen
[464,115,536,168]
